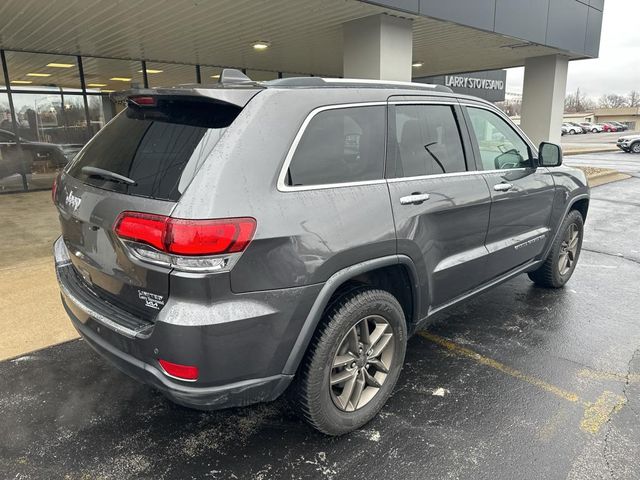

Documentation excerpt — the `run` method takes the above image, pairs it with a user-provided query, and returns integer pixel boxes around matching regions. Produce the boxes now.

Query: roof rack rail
[264,76,453,92]
[323,78,453,93]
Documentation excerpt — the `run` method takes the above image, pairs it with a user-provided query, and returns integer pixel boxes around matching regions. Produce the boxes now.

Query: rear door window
[391,104,467,177]
[285,105,386,187]
[67,97,240,201]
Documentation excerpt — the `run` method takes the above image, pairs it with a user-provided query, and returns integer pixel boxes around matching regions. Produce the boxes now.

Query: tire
[631,142,640,154]
[592,128,598,133]
[528,210,584,288]
[294,288,407,435]
[569,130,575,135]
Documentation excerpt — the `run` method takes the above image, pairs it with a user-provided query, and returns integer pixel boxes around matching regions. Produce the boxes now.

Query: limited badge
[138,290,165,310]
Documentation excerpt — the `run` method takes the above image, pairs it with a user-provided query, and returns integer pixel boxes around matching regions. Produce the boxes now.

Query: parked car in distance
[52,70,590,435]
[616,134,640,153]
[0,128,83,182]
[568,122,588,133]
[609,121,628,131]
[579,122,603,133]
[561,125,569,136]
[562,123,583,135]
[600,123,618,132]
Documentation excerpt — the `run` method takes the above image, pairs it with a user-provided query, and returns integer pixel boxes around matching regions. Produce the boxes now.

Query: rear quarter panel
[173,88,397,292]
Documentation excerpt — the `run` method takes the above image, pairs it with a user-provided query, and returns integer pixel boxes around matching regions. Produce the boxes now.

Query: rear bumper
[63,300,292,409]
[53,236,321,410]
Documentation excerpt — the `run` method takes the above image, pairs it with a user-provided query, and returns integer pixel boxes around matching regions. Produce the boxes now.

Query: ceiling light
[27,73,52,77]
[101,89,115,93]
[252,41,271,51]
[46,62,74,68]
[412,61,424,68]
[110,77,132,82]
[139,69,163,74]
[87,83,107,87]
[211,74,220,79]
[11,80,32,84]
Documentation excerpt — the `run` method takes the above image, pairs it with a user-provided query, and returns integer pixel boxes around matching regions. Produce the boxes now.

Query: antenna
[218,68,254,85]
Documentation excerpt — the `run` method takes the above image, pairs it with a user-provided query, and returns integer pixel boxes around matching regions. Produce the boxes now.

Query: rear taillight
[158,359,198,381]
[114,211,256,272]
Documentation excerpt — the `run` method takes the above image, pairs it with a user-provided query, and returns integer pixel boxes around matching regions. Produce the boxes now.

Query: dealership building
[0,0,604,193]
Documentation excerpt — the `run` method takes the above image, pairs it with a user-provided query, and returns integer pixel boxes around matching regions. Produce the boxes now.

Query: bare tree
[496,99,522,117]
[628,90,640,107]
[598,93,628,109]
[565,88,595,113]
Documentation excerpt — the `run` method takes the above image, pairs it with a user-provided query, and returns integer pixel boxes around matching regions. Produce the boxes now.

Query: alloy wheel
[558,223,580,276]
[330,315,394,412]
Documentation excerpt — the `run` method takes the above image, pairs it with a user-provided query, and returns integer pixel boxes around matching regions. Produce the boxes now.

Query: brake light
[114,212,256,256]
[158,359,199,381]
[115,212,167,251]
[129,95,157,106]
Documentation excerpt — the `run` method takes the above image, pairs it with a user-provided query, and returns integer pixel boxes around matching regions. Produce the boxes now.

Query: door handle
[493,183,514,192]
[400,193,431,205]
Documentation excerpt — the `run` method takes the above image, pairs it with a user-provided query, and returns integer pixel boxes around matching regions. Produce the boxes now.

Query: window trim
[385,100,471,180]
[277,102,388,192]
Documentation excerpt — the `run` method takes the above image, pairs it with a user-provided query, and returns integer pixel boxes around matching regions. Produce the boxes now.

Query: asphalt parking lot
[562,130,640,147]
[1,177,639,480]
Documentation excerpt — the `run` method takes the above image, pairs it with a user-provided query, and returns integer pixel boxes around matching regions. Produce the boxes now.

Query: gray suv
[53,70,589,435]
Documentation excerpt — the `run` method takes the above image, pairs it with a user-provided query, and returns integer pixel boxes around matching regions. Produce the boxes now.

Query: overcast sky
[506,0,639,99]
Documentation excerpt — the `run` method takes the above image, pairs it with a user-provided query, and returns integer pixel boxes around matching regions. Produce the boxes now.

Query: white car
[580,122,603,133]
[562,123,583,135]
[616,135,640,153]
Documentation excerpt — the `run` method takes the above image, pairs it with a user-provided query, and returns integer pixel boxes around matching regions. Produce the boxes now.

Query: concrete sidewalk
[0,191,77,360]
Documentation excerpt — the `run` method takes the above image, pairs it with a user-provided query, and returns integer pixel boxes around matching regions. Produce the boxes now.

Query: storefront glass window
[246,69,278,81]
[145,63,197,87]
[81,57,143,93]
[4,91,79,190]
[0,92,11,129]
[200,66,223,85]
[87,95,111,136]
[5,52,81,91]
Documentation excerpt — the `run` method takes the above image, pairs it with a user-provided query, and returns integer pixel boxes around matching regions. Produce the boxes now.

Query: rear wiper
[81,166,137,186]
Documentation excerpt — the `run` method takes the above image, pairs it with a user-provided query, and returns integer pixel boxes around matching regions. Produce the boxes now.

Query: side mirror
[538,142,562,167]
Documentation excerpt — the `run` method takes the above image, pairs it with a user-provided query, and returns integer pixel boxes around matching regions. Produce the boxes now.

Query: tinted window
[286,106,385,187]
[392,104,466,177]
[67,98,239,201]
[467,107,531,170]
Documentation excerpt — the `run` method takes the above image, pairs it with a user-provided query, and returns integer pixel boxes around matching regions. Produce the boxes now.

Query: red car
[600,123,618,132]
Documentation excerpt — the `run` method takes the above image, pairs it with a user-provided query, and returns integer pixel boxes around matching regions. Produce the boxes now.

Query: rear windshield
[67,97,240,201]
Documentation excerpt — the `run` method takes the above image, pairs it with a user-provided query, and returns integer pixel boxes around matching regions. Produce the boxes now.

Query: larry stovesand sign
[414,69,507,103]
[444,75,504,92]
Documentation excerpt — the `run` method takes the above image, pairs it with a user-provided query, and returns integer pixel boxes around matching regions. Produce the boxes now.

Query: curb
[588,171,631,188]
[564,147,619,156]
